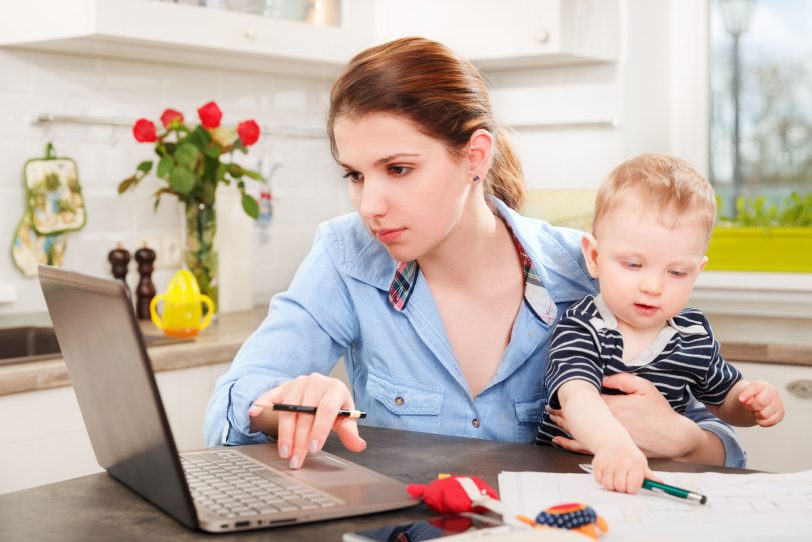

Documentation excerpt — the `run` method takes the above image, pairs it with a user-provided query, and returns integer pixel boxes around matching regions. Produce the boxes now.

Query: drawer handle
[786,379,812,399]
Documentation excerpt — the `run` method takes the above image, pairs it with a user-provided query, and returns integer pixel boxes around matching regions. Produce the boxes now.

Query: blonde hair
[328,37,526,210]
[593,153,717,239]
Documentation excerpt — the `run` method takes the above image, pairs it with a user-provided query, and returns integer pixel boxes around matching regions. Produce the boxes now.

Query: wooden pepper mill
[134,243,157,320]
[108,243,131,284]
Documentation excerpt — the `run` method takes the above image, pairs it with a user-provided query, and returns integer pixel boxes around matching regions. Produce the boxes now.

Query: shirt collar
[387,214,558,326]
[592,293,707,336]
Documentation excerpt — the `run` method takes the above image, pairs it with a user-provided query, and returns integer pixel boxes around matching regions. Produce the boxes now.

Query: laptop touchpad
[290,454,382,487]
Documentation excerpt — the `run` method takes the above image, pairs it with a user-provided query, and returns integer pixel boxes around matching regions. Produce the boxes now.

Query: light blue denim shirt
[204,198,746,468]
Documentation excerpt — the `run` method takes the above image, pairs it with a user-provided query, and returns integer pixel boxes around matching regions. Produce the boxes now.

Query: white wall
[0,50,352,316]
[486,0,701,193]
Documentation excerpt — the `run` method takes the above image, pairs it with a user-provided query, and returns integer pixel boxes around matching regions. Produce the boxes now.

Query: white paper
[499,469,812,541]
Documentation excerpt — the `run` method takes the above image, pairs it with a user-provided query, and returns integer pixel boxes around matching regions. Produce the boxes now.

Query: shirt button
[471,418,480,428]
[394,396,405,406]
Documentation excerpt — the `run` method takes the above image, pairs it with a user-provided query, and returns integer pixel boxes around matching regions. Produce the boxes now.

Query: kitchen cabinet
[0,0,375,77]
[0,361,230,495]
[1,0,617,77]
[374,0,619,70]
[732,361,812,473]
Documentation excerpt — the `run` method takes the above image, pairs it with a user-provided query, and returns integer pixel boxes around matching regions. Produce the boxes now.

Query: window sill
[691,271,812,319]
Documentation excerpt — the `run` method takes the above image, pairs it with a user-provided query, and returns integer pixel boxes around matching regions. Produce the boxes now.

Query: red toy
[406,474,502,515]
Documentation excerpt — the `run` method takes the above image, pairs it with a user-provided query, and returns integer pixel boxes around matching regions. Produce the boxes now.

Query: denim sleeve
[203,229,357,447]
[683,398,747,468]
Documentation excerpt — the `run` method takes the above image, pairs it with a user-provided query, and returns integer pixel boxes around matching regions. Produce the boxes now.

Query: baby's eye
[388,165,411,177]
[342,171,363,183]
[669,270,687,278]
[624,261,641,270]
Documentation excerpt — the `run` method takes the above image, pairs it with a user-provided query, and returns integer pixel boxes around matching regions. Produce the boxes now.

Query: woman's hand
[549,373,721,462]
[248,373,367,469]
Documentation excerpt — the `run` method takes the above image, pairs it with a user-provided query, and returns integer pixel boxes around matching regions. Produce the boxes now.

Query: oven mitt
[11,213,67,277]
[24,142,86,235]
[11,143,80,277]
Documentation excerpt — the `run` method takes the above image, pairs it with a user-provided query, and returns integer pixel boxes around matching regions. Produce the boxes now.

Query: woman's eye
[342,171,363,183]
[388,165,411,177]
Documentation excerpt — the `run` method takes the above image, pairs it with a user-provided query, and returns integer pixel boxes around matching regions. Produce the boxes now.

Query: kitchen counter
[0,308,809,397]
[0,307,268,397]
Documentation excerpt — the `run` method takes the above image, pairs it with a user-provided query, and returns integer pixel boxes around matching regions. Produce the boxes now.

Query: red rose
[197,101,222,129]
[160,108,184,128]
[237,120,261,146]
[132,118,157,142]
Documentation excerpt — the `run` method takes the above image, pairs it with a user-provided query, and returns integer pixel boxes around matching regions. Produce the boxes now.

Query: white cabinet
[0,362,230,495]
[733,361,812,473]
[373,0,619,70]
[1,0,617,76]
[0,0,375,77]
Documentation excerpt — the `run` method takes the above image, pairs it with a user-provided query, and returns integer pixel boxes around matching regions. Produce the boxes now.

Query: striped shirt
[536,294,742,446]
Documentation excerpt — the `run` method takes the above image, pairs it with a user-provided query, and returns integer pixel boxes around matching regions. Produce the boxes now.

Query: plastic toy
[406,474,503,515]
[518,503,608,540]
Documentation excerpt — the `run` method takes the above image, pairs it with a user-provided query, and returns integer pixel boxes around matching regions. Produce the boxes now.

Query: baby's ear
[699,255,708,272]
[581,233,599,279]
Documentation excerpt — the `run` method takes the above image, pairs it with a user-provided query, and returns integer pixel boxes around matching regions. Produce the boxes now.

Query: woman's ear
[581,233,600,279]
[467,129,493,180]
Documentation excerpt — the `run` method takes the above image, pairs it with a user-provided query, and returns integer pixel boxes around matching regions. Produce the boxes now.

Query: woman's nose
[357,176,388,219]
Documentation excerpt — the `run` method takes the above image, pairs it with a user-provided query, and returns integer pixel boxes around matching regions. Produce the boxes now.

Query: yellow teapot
[150,269,214,338]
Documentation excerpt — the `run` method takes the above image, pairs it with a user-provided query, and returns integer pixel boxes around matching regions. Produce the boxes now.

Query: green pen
[578,464,708,505]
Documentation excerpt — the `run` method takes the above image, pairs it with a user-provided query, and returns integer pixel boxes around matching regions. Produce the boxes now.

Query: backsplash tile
[0,48,351,316]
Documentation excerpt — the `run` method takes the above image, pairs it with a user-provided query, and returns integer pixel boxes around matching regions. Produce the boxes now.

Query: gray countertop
[0,308,810,397]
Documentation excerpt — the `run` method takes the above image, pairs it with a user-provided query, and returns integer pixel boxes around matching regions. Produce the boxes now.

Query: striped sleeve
[544,313,604,409]
[690,315,743,406]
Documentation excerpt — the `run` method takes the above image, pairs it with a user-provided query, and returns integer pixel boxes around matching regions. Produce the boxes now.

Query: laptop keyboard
[181,450,343,519]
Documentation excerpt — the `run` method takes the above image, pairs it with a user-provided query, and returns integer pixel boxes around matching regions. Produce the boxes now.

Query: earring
[472,175,480,183]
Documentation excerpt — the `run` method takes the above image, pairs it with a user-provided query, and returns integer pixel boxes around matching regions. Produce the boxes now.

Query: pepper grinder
[134,243,157,320]
[108,243,131,284]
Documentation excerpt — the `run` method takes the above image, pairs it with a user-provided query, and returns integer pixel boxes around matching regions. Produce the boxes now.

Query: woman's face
[333,113,472,262]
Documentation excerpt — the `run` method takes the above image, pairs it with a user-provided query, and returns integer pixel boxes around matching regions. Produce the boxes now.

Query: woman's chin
[380,243,422,263]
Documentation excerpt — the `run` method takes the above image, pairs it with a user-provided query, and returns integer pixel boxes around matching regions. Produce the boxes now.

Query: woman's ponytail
[487,126,525,211]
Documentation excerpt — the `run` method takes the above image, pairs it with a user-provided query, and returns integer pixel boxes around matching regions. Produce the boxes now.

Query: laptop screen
[39,266,197,529]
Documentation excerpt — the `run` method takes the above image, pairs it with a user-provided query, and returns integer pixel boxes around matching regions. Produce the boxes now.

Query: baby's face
[587,200,708,333]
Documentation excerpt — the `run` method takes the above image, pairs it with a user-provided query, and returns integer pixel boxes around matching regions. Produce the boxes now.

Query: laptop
[38,265,416,533]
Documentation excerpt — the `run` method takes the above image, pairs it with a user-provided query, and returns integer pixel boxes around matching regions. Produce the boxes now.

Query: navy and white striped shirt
[536,294,742,446]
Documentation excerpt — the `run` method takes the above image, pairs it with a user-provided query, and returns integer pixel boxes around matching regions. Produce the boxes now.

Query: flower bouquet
[119,101,265,313]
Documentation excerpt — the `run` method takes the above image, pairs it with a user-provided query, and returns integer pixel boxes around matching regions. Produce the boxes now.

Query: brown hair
[327,37,525,210]
[593,153,717,239]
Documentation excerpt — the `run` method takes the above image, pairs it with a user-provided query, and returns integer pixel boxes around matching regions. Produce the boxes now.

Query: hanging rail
[508,119,619,130]
[33,113,617,135]
[32,113,325,138]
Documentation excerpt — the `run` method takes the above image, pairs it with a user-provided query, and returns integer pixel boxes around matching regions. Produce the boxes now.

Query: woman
[204,37,744,471]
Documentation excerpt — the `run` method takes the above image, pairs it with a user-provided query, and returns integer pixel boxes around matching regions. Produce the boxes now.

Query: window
[709,0,812,218]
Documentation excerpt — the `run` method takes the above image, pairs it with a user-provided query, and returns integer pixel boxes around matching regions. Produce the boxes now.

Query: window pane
[710,0,812,218]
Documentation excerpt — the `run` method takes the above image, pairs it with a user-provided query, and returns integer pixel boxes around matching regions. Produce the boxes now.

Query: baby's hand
[738,380,785,427]
[591,440,658,494]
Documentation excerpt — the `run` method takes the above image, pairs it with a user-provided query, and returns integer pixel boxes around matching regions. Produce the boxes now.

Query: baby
[536,153,784,493]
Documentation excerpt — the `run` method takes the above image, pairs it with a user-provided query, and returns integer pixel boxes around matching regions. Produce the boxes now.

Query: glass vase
[184,201,219,317]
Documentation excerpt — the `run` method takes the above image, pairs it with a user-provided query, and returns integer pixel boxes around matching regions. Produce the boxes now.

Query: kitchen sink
[0,326,191,367]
